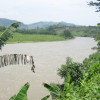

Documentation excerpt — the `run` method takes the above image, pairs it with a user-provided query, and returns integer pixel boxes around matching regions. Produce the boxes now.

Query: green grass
[5,32,65,43]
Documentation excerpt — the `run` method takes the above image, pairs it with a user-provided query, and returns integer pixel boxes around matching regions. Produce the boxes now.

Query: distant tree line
[69,26,100,37]
[1,24,100,38]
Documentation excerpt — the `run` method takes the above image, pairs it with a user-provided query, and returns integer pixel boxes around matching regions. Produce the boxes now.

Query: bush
[62,30,73,39]
[57,57,83,84]
[82,52,100,72]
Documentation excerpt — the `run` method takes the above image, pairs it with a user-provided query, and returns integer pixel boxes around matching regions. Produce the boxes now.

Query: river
[0,37,97,100]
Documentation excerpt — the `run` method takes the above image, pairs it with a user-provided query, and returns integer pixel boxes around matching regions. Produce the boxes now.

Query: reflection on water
[0,37,97,100]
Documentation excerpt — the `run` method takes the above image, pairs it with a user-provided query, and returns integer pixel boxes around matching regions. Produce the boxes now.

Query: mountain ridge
[0,18,75,29]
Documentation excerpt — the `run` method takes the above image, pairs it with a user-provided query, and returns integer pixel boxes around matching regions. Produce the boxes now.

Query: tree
[89,0,100,52]
[57,57,83,84]
[63,30,73,39]
[89,0,100,12]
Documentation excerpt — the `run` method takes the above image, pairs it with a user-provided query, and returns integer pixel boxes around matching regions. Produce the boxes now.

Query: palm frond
[43,83,60,96]
[0,22,20,49]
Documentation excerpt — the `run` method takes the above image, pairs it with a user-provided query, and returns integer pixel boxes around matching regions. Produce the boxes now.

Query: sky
[0,0,100,26]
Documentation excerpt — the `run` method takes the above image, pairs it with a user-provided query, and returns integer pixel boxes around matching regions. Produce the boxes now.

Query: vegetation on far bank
[1,23,100,37]
[7,33,65,43]
[0,25,73,43]
[0,17,100,43]
[1,23,99,43]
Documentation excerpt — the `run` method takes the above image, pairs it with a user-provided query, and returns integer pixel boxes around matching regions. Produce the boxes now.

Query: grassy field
[0,32,65,43]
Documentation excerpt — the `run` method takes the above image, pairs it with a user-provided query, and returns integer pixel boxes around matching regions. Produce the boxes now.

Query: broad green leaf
[10,82,30,100]
[43,83,60,96]
[9,95,16,100]
[41,95,50,100]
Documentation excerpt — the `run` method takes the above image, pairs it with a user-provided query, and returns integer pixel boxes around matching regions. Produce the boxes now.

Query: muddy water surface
[0,37,97,100]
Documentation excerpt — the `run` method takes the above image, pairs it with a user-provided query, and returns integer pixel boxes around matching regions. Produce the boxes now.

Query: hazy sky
[0,0,99,26]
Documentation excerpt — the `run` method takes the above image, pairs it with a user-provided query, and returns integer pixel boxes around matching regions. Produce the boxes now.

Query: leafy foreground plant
[9,82,30,100]
[43,53,100,100]
[41,95,50,100]
[9,82,50,100]
[43,73,75,100]
[0,22,20,49]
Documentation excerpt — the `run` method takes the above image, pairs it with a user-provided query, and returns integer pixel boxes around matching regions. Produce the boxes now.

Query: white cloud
[0,0,99,25]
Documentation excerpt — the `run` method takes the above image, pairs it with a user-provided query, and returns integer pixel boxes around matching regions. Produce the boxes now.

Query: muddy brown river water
[0,37,97,100]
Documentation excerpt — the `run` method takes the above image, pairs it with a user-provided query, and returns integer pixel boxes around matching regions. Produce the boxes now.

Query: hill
[0,18,75,29]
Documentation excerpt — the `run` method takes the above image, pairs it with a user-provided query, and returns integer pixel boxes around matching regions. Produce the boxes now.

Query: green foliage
[17,28,56,35]
[96,38,100,52]
[1,23,100,42]
[83,52,100,72]
[43,74,75,100]
[62,30,73,39]
[0,26,6,32]
[1,21,100,38]
[49,83,62,99]
[89,0,100,12]
[43,53,100,100]
[85,61,100,81]
[93,29,100,52]
[97,23,100,25]
[69,26,99,37]
[43,83,60,96]
[9,95,16,100]
[16,25,100,38]
[46,24,66,31]
[38,29,56,35]
[9,82,30,100]
[0,22,20,49]
[41,95,50,100]
[57,57,83,84]
[78,62,100,100]
[88,0,100,52]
